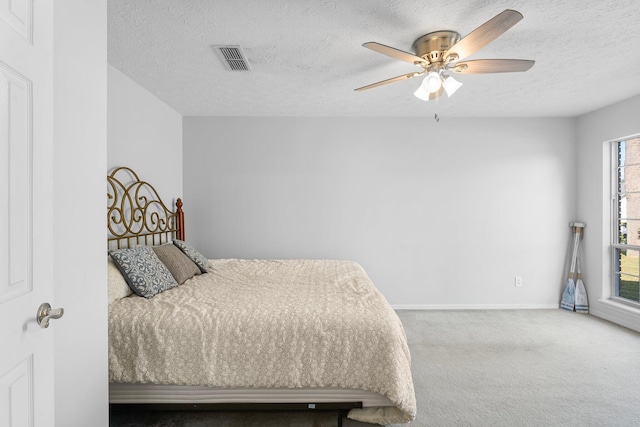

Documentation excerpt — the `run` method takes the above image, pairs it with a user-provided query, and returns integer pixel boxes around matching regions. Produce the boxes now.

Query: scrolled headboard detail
[107,167,184,249]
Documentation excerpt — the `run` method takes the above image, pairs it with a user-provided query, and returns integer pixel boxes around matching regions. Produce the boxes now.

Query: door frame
[52,1,109,425]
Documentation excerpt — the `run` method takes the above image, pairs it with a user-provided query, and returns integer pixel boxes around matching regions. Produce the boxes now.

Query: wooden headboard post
[176,198,185,241]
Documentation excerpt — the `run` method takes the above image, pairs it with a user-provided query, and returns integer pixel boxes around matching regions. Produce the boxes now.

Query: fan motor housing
[412,31,461,63]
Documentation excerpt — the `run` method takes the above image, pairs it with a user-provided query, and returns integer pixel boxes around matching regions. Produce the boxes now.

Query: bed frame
[106,167,364,426]
[107,166,184,249]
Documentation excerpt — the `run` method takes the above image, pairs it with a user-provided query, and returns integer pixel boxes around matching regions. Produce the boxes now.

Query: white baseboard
[392,303,559,310]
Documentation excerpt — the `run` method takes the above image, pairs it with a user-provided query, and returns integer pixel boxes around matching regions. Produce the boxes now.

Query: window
[613,135,640,308]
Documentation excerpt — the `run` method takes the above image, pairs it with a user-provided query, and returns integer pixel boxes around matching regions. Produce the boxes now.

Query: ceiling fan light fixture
[414,72,447,101]
[442,75,463,97]
[413,85,432,101]
[422,71,443,93]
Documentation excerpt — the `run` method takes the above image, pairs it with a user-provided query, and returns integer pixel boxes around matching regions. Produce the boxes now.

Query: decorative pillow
[109,246,178,298]
[108,256,133,304]
[152,244,201,285]
[173,239,209,273]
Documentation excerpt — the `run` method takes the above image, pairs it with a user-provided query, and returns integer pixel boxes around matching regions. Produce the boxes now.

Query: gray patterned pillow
[109,246,178,298]
[152,244,201,285]
[173,239,208,273]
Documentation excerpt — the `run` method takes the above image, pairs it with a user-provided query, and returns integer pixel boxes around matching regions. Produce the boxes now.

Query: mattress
[109,259,416,424]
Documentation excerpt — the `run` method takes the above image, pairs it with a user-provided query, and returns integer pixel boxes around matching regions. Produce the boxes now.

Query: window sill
[598,298,640,313]
[594,299,640,332]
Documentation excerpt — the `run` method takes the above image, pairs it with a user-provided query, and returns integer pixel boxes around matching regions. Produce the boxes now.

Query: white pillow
[108,256,133,304]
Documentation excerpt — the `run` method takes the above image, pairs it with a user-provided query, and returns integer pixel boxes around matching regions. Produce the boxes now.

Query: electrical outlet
[515,276,523,287]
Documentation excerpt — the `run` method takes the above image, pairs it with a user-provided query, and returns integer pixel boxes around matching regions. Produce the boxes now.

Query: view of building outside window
[615,137,640,303]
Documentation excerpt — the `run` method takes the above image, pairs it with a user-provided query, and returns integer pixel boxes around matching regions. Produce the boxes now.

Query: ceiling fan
[355,9,534,101]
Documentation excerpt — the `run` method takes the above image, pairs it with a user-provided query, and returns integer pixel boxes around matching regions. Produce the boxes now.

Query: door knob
[37,303,64,328]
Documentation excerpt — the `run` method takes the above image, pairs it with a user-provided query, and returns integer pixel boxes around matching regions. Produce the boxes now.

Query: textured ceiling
[108,0,640,117]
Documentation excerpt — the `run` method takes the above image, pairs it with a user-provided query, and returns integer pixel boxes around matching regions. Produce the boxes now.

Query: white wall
[108,64,183,202]
[54,1,108,425]
[183,117,576,308]
[577,94,640,331]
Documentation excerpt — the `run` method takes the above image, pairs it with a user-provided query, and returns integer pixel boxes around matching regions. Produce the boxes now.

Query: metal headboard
[107,167,184,249]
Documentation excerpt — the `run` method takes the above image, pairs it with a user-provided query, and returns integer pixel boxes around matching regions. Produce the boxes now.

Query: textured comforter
[109,259,416,424]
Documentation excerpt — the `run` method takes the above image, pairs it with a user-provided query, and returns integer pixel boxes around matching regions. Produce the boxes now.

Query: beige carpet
[111,309,640,427]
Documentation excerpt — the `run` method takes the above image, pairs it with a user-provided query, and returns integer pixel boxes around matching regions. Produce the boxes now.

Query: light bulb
[422,72,442,93]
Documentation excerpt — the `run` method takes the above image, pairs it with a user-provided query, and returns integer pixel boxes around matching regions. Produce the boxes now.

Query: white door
[0,1,56,426]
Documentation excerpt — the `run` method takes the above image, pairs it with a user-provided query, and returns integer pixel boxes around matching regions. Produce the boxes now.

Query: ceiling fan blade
[354,70,424,91]
[449,59,534,74]
[443,9,523,62]
[362,42,427,65]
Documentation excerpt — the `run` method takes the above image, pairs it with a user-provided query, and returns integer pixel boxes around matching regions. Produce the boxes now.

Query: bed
[107,167,416,425]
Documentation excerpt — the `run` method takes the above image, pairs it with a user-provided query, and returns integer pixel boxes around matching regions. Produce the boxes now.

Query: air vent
[213,45,251,71]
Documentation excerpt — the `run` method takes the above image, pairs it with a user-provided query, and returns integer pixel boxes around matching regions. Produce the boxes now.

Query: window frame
[611,135,640,309]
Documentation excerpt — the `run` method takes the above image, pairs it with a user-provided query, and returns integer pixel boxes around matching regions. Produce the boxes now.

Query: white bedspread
[109,259,416,424]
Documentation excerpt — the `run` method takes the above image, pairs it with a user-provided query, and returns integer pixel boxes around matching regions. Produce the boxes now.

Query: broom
[560,224,581,311]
